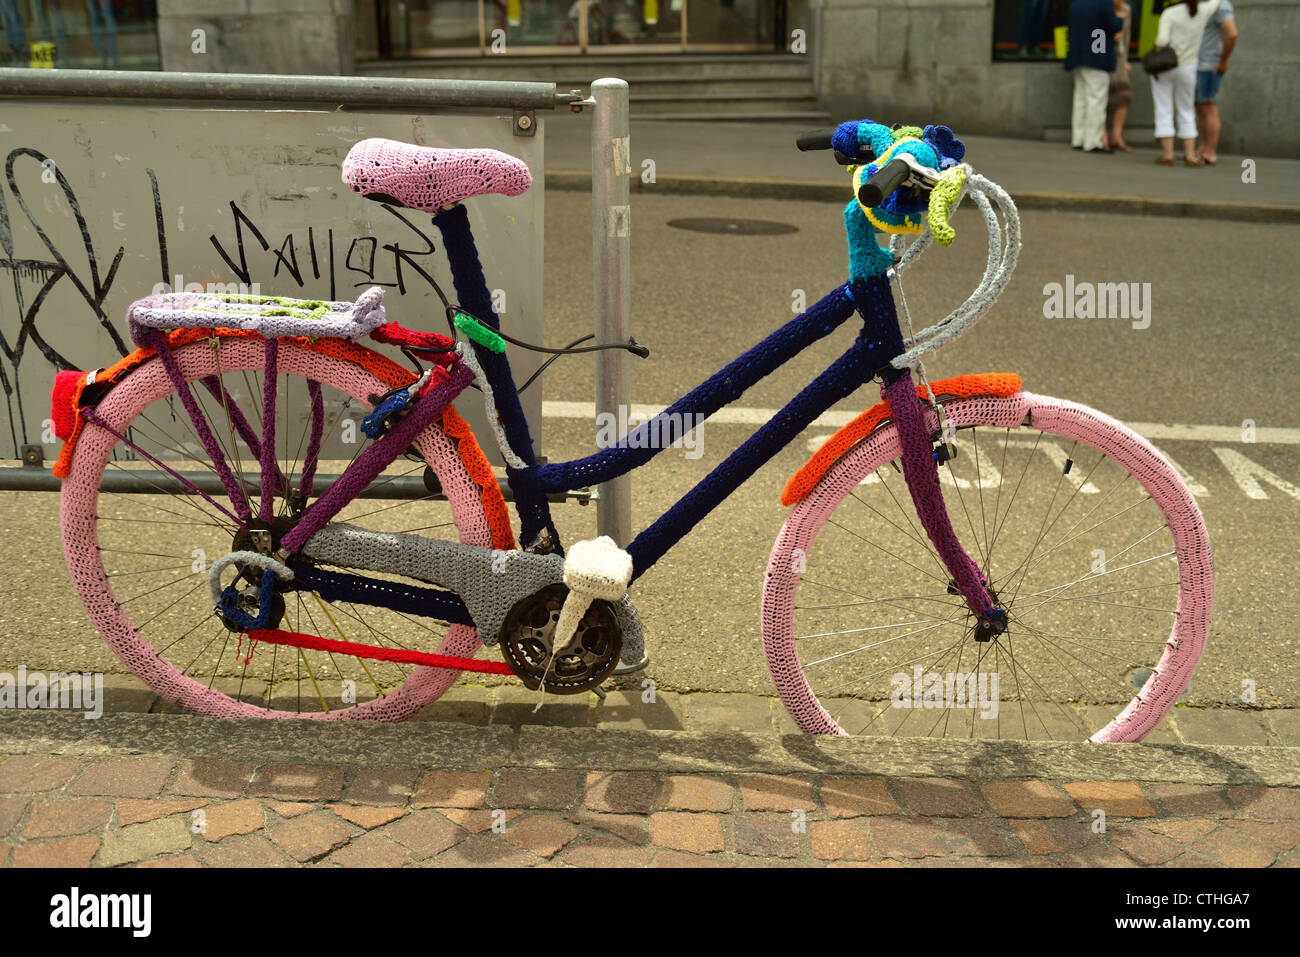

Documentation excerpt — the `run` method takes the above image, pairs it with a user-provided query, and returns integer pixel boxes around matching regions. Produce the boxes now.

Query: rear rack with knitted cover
[50,120,1211,741]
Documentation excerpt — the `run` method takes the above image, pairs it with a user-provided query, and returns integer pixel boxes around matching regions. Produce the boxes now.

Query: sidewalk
[2,712,1297,868]
[544,115,1300,221]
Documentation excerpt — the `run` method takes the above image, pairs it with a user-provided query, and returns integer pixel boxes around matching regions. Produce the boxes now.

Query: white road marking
[543,401,1300,444]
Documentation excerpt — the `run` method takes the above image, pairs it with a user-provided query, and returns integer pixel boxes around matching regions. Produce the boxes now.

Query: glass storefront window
[991,0,1155,63]
[359,0,801,56]
[1,1,159,69]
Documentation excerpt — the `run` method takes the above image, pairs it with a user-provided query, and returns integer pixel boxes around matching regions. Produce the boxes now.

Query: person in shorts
[1195,0,1238,165]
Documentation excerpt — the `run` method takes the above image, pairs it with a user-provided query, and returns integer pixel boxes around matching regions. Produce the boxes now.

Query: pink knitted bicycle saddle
[342,138,532,210]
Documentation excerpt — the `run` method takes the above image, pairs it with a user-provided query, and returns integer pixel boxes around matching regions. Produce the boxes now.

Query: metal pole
[590,78,633,548]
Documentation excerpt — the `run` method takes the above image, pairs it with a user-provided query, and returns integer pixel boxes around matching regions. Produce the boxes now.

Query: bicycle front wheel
[61,335,506,720]
[763,390,1212,741]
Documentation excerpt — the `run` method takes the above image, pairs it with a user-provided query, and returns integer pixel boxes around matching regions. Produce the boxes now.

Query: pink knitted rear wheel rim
[61,339,493,721]
[762,392,1212,742]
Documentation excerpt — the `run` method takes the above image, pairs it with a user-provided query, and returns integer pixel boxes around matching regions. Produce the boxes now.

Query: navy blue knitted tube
[290,564,475,627]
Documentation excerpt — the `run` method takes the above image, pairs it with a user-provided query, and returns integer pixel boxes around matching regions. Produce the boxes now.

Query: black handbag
[1143,45,1178,75]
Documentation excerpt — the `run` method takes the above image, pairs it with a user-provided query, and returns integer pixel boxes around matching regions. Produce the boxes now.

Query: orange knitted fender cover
[52,329,516,552]
[781,372,1022,506]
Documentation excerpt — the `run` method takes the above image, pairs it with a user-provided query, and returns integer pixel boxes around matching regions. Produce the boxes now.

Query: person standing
[1151,0,1222,167]
[1103,0,1134,151]
[1065,0,1124,152]
[1195,0,1237,164]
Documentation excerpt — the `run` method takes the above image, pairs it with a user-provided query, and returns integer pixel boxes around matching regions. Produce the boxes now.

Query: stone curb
[545,169,1300,224]
[3,713,1297,788]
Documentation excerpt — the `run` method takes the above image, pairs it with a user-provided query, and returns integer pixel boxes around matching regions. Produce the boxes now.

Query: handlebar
[795,128,836,151]
[856,157,913,208]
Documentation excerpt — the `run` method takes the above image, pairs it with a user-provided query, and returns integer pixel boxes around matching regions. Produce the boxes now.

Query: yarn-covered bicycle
[53,119,1212,740]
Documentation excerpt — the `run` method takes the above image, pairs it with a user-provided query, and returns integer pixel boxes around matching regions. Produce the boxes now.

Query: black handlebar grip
[856,157,912,208]
[795,128,837,151]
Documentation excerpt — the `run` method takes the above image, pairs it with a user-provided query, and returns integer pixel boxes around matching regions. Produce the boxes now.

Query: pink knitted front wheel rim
[762,391,1212,742]
[61,338,494,721]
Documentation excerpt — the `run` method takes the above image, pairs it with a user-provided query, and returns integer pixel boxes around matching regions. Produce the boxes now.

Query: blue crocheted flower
[922,125,965,170]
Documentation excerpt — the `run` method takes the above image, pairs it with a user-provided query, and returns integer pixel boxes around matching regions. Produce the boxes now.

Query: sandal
[1155,156,1174,165]
[1185,157,1205,167]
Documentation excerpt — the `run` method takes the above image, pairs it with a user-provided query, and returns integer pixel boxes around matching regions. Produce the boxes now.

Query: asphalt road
[3,190,1296,719]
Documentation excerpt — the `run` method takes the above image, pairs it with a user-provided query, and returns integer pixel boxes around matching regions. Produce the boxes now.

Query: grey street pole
[591,78,632,547]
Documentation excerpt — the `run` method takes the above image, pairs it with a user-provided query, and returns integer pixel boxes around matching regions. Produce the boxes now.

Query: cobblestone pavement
[0,713,1296,868]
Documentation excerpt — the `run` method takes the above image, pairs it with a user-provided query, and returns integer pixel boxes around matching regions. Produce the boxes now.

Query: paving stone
[412,685,492,725]
[1224,786,1300,821]
[72,758,174,798]
[13,836,100,868]
[1061,781,1155,818]
[868,816,1015,858]
[561,835,653,868]
[809,819,873,861]
[651,850,735,867]
[492,687,591,728]
[0,795,28,836]
[170,760,257,798]
[1166,851,1221,868]
[1147,819,1218,842]
[501,814,579,858]
[250,764,345,802]
[203,835,290,868]
[327,833,410,868]
[24,799,113,838]
[820,777,900,817]
[570,811,647,844]
[115,799,208,826]
[136,854,202,868]
[1225,820,1300,850]
[385,810,468,859]
[267,801,316,818]
[1053,843,1138,867]
[1046,818,1095,851]
[437,808,525,834]
[97,816,192,867]
[1193,828,1279,867]
[492,770,578,810]
[684,693,773,733]
[198,800,264,842]
[739,774,815,811]
[733,814,801,858]
[648,812,725,853]
[592,689,685,731]
[328,805,409,829]
[268,811,351,862]
[1144,783,1233,817]
[658,775,735,811]
[1265,709,1300,746]
[344,767,420,806]
[412,771,490,809]
[1109,826,1184,865]
[0,756,83,792]
[435,833,539,867]
[891,777,986,817]
[1172,709,1271,746]
[1010,819,1064,855]
[981,781,1076,818]
[585,772,657,814]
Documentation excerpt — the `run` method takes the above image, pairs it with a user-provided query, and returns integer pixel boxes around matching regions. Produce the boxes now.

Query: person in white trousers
[1151,0,1221,166]
[1065,0,1124,152]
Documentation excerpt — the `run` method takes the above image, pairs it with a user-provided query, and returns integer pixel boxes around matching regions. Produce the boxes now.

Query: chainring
[498,583,623,694]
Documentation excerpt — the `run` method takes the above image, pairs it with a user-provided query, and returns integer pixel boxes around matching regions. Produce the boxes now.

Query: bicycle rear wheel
[763,390,1212,741]
[61,335,505,720]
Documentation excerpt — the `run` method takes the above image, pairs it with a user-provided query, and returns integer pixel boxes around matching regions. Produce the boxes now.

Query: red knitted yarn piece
[781,372,1022,506]
[342,138,532,211]
[51,370,85,440]
[247,627,513,674]
[369,322,458,364]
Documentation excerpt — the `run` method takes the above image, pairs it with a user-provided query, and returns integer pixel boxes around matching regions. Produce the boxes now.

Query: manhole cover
[667,217,798,236]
